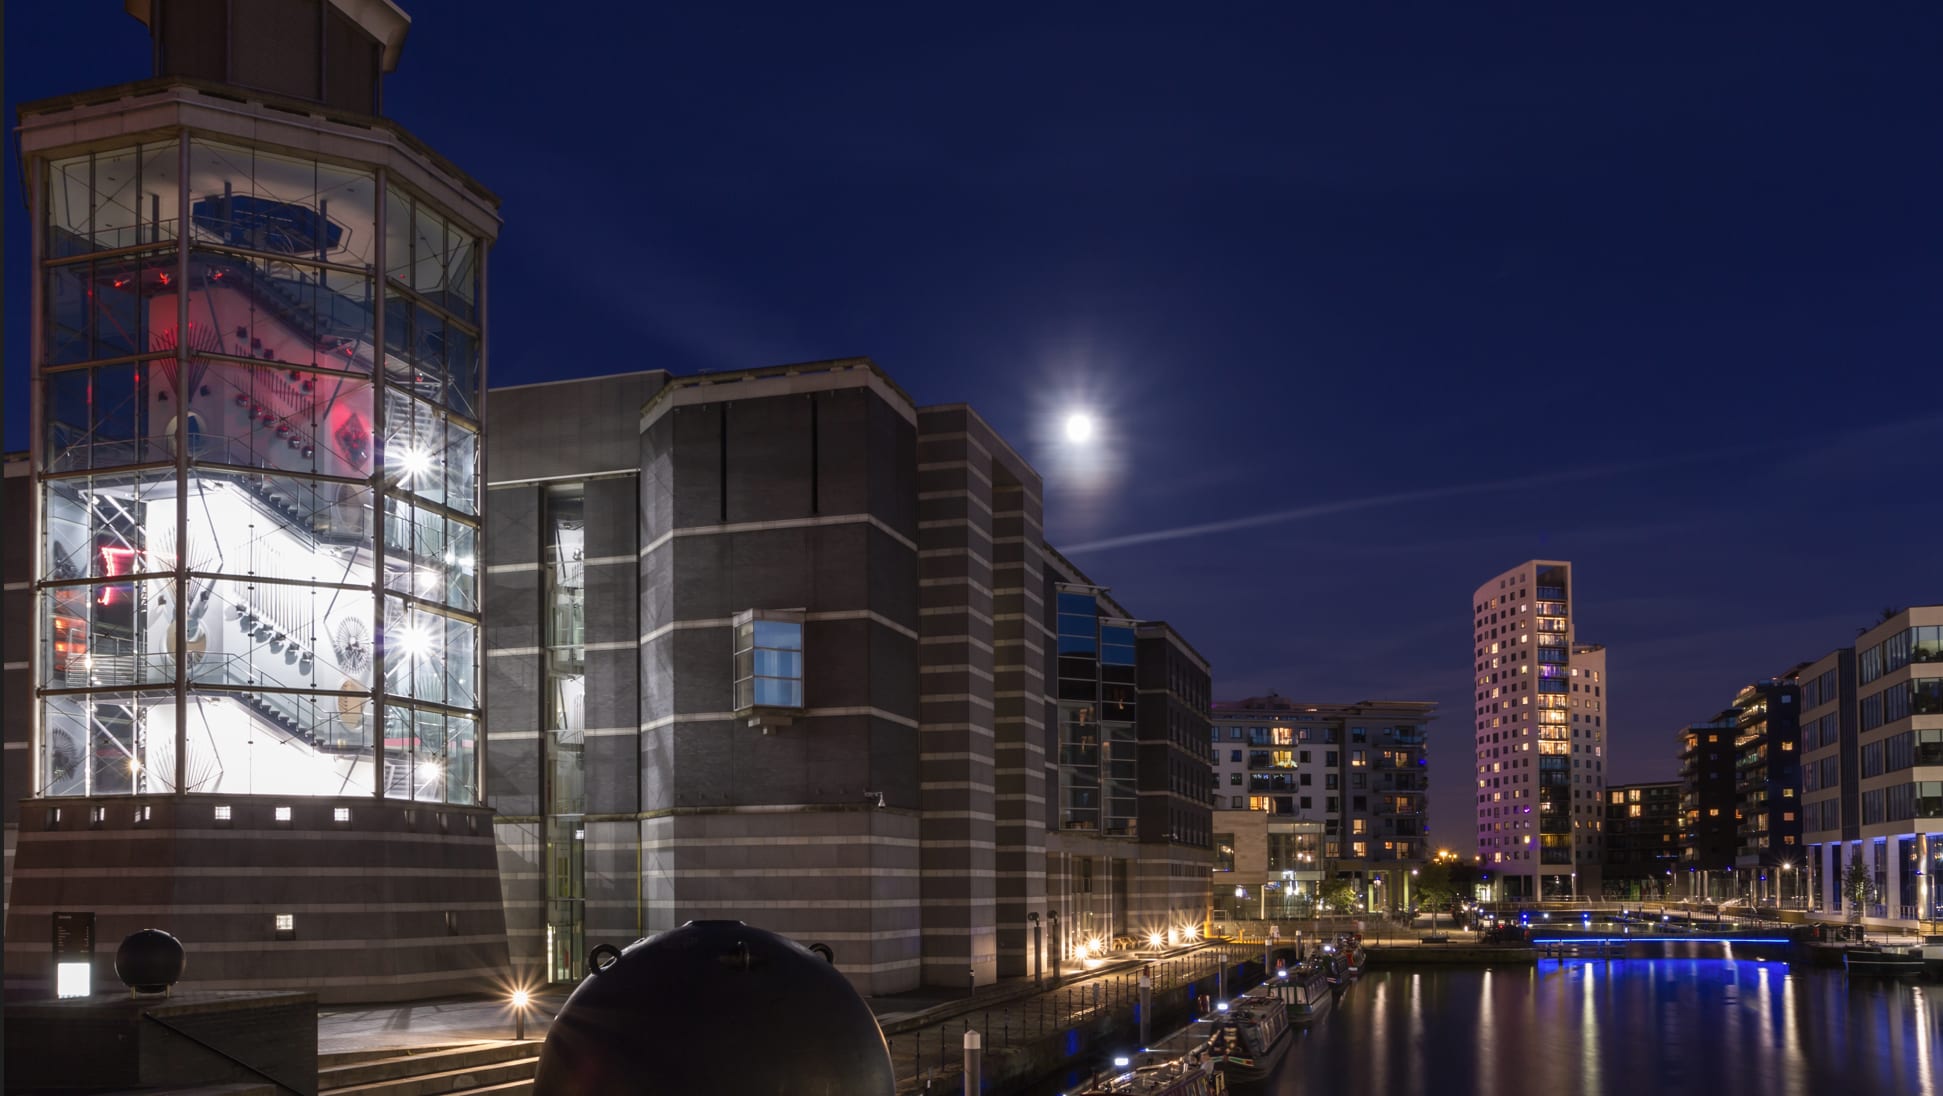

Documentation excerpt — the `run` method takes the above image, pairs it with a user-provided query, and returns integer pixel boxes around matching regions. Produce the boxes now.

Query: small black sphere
[534,921,894,1096]
[115,929,185,994]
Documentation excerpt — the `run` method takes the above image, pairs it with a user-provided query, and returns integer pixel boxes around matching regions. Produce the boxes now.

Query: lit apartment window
[274,914,296,940]
[333,807,352,823]
[274,806,292,823]
[732,609,805,710]
[213,805,231,822]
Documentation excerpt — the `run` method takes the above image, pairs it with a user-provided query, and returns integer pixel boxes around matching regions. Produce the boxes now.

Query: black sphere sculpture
[115,929,185,995]
[534,921,895,1096]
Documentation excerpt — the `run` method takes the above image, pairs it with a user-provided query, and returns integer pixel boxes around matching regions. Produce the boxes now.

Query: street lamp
[1049,910,1062,984]
[1028,912,1042,985]
[510,988,532,1041]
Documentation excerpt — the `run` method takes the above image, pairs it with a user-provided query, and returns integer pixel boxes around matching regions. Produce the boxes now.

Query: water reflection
[1258,961,1939,1096]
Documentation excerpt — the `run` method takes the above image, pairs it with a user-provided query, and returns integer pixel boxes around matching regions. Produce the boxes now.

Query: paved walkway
[317,943,1244,1090]
[319,993,566,1055]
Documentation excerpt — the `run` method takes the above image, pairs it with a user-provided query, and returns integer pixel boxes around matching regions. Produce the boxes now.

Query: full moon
[1064,412,1095,443]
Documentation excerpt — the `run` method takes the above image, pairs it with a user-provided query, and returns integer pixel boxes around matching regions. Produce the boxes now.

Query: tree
[1414,862,1460,914]
[1841,857,1874,923]
[1317,879,1357,915]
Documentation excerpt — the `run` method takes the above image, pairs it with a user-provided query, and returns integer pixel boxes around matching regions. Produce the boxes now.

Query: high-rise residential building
[1798,609,1943,929]
[482,361,1213,993]
[1601,780,1681,899]
[1677,710,1739,899]
[1208,695,1434,909]
[5,1,507,1000]
[1470,560,1608,898]
[1730,678,1804,902]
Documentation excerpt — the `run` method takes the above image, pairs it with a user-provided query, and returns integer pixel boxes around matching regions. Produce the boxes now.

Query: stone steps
[320,1041,539,1096]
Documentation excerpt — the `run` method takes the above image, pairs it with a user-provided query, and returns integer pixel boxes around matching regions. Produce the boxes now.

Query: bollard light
[511,988,532,1040]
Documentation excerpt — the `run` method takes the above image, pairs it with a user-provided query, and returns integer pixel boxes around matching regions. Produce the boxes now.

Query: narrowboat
[1072,1051,1228,1096]
[1843,944,1925,978]
[1208,986,1293,1082]
[1273,961,1334,1024]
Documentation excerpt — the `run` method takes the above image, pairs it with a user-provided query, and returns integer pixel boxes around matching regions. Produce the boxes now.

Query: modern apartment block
[1798,608,1943,929]
[1601,780,1681,899]
[1799,648,1858,914]
[1208,695,1434,909]
[1672,676,1806,904]
[482,361,1213,993]
[1470,561,1608,898]
[1677,711,1740,899]
[1730,679,1803,901]
[5,0,508,1001]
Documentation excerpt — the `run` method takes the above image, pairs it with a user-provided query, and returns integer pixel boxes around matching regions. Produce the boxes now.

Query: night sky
[8,4,1942,852]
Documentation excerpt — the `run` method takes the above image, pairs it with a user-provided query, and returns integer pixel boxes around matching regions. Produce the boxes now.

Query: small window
[133,805,151,826]
[90,806,106,827]
[213,804,232,822]
[333,807,351,823]
[274,913,296,940]
[274,806,292,823]
[733,609,805,710]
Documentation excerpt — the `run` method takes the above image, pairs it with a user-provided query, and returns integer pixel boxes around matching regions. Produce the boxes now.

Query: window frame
[732,608,805,713]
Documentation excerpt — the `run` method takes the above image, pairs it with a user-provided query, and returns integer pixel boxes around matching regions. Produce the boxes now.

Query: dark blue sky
[9,3,1943,851]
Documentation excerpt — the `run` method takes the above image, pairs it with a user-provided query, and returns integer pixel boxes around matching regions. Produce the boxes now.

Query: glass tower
[35,137,484,805]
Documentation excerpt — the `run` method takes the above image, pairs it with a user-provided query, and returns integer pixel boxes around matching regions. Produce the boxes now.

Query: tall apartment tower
[5,1,507,1001]
[1471,561,1609,898]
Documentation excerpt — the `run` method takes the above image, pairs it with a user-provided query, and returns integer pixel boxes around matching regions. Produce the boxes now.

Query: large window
[35,135,483,803]
[733,610,804,710]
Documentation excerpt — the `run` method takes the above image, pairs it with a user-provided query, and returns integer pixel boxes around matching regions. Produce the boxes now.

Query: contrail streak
[1061,447,1760,554]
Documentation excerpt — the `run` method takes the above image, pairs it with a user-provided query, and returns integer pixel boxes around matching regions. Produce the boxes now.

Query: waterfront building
[482,362,1214,993]
[1207,810,1325,928]
[1470,560,1608,898]
[5,0,507,1000]
[1677,711,1740,900]
[1799,608,1943,930]
[1798,647,1857,916]
[1730,678,1804,903]
[1208,695,1434,910]
[1601,780,1681,899]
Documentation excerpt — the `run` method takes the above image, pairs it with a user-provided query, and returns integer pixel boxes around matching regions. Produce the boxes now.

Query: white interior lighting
[56,961,90,999]
[395,446,433,482]
[395,621,437,658]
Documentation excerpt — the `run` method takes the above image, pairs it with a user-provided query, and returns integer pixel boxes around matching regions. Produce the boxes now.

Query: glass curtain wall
[1053,588,1141,837]
[1056,589,1100,831]
[543,486,586,983]
[37,135,482,804]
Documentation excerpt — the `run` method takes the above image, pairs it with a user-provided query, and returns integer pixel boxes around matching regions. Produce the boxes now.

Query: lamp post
[511,988,531,1041]
[1049,910,1061,984]
[1029,912,1043,985]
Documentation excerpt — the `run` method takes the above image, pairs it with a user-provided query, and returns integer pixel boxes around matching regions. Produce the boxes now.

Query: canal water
[1252,959,1938,1096]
